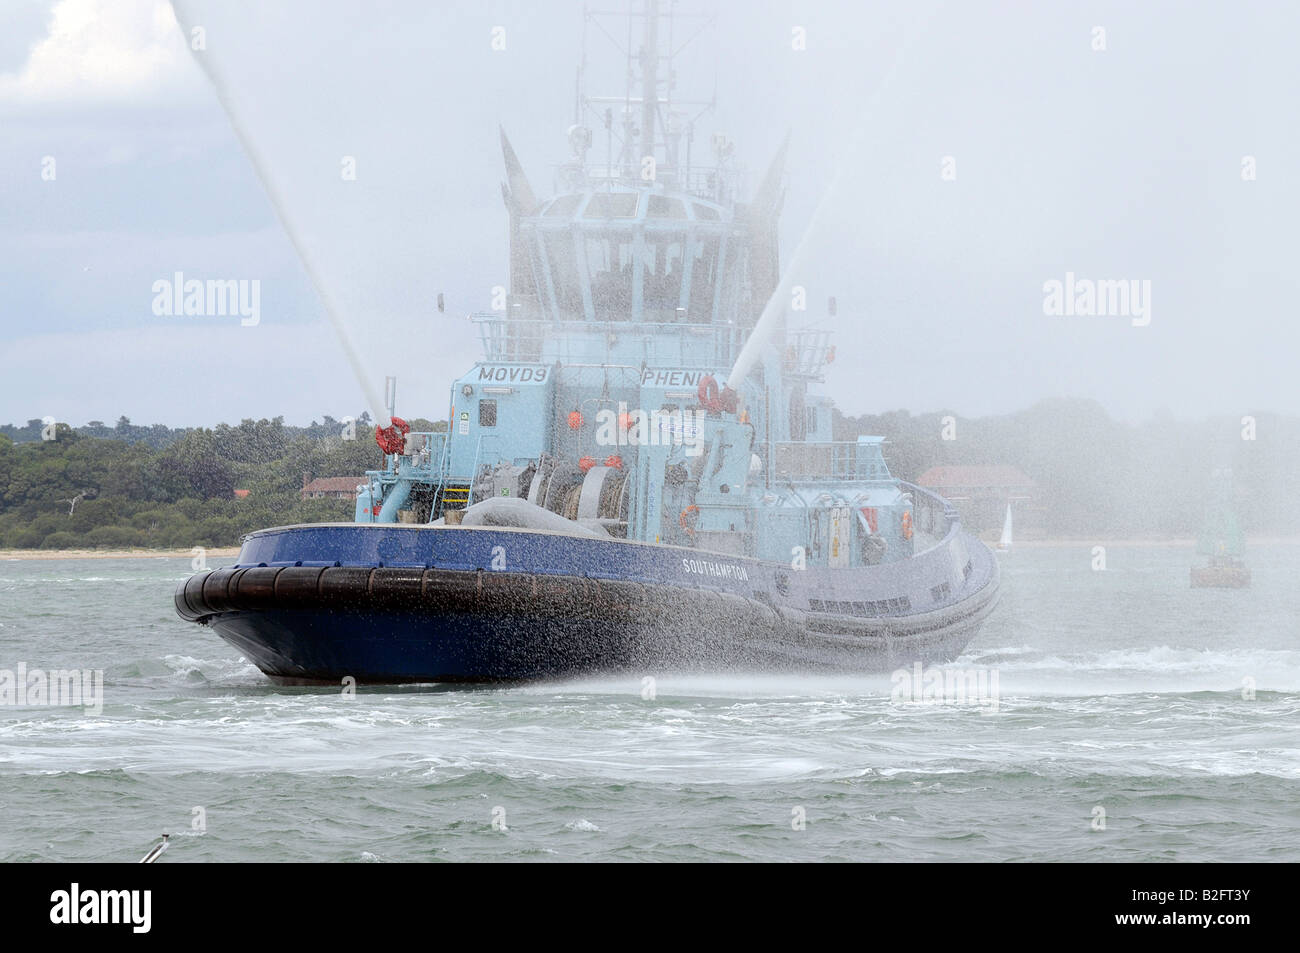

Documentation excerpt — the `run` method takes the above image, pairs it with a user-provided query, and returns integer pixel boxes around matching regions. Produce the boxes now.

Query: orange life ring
[901,510,913,540]
[679,504,700,537]
[697,375,738,414]
[698,375,720,411]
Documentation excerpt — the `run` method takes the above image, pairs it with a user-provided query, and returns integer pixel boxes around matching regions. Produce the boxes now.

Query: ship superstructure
[175,2,999,682]
[360,3,914,570]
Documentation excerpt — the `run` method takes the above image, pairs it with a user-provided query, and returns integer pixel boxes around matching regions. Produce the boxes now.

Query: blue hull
[176,523,999,683]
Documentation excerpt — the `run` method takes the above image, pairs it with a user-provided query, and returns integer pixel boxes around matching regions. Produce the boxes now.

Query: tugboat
[1190,467,1250,588]
[174,2,1000,682]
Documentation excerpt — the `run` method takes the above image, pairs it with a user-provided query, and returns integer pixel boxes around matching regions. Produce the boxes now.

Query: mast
[640,0,658,168]
[577,0,718,193]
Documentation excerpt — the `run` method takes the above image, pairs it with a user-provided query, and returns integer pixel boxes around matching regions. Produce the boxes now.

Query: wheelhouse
[521,185,741,325]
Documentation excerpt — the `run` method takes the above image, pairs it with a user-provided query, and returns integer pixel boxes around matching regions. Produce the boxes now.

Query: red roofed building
[916,465,1040,538]
[300,475,364,501]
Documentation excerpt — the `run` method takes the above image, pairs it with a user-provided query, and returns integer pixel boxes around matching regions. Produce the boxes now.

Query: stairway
[437,483,471,516]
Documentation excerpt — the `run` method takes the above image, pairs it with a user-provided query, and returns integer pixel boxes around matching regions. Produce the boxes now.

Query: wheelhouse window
[687,236,720,321]
[647,195,687,219]
[541,232,583,318]
[642,234,685,320]
[584,192,639,219]
[586,235,635,320]
[544,194,582,218]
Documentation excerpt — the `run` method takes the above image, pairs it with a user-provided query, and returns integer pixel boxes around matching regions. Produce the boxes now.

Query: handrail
[466,434,484,508]
[897,480,962,554]
[470,313,751,368]
[772,441,892,481]
[358,430,451,524]
[426,430,453,519]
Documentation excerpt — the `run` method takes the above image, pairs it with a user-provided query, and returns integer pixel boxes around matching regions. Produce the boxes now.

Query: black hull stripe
[176,564,997,645]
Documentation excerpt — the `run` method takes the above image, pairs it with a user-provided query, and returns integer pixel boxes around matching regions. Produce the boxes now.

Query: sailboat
[1190,468,1250,588]
[996,504,1013,553]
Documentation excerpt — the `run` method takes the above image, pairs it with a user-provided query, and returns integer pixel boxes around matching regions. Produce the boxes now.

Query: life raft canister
[374,416,410,455]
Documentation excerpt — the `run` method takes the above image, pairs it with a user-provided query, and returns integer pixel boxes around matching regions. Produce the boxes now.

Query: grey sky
[1,0,1296,427]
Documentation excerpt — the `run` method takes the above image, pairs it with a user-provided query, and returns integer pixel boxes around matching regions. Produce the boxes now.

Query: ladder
[439,483,471,512]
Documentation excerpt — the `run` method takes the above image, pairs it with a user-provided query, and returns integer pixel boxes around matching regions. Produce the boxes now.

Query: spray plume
[727,4,945,389]
[170,1,391,428]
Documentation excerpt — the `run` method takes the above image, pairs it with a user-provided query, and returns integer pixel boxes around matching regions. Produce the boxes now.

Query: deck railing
[399,431,448,479]
[771,441,896,482]
[471,313,747,369]
[898,480,962,551]
[781,329,835,380]
[360,431,450,522]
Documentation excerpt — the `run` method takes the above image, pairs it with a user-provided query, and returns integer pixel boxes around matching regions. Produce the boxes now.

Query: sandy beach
[981,536,1300,548]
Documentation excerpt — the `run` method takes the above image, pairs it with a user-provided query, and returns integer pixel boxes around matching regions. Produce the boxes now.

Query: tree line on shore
[0,413,438,549]
[833,398,1297,537]
[0,399,1294,548]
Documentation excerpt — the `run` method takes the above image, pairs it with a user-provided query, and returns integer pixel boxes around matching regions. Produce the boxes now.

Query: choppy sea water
[0,543,1297,862]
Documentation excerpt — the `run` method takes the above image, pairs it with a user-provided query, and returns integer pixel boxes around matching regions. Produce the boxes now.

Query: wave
[961,644,1300,694]
[109,654,266,688]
